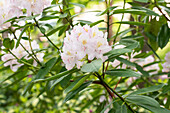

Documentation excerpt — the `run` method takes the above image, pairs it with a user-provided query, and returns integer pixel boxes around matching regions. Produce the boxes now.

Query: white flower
[1,30,44,72]
[162,52,170,72]
[61,24,112,70]
[0,0,22,29]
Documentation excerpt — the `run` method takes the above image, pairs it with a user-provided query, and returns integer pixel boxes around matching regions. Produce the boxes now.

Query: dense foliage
[0,0,170,113]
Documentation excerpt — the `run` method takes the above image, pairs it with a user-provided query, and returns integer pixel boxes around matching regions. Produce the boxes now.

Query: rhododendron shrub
[0,0,170,113]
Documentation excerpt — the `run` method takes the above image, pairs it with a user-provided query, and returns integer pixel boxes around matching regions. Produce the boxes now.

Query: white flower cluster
[12,0,51,16]
[1,31,44,72]
[162,52,170,72]
[61,24,112,70]
[0,0,22,29]
[0,0,51,29]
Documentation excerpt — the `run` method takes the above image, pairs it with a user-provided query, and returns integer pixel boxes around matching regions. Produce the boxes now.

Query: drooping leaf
[116,21,149,26]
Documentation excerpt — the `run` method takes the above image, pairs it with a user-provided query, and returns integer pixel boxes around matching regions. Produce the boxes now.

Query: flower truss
[0,0,51,29]
[61,24,112,70]
[1,30,44,72]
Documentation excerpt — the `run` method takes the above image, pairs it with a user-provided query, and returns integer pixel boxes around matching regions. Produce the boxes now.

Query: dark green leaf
[3,38,14,50]
[35,57,58,79]
[46,26,63,36]
[63,81,92,103]
[158,24,170,49]
[110,9,146,15]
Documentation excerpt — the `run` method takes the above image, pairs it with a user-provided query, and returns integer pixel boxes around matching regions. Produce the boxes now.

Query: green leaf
[39,27,46,34]
[106,69,141,77]
[78,20,92,24]
[132,6,159,16]
[63,81,92,103]
[110,9,146,15]
[16,26,29,48]
[46,26,63,36]
[49,74,70,90]
[3,38,15,50]
[58,24,68,37]
[128,84,164,95]
[104,48,132,60]
[158,24,170,49]
[35,57,58,79]
[135,63,150,76]
[116,57,136,67]
[81,59,102,72]
[96,6,118,16]
[33,69,79,83]
[69,2,85,8]
[134,0,148,3]
[39,15,59,21]
[59,13,68,18]
[90,20,104,27]
[126,95,170,113]
[116,21,149,26]
[101,99,118,113]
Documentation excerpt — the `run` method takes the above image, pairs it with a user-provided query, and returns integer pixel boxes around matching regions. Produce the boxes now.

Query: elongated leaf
[106,69,141,77]
[33,69,79,83]
[116,21,149,26]
[81,59,102,72]
[135,63,150,76]
[63,81,92,103]
[49,74,70,90]
[64,76,84,94]
[39,15,59,21]
[132,6,159,16]
[111,9,146,15]
[116,57,136,67]
[46,26,63,36]
[158,24,170,49]
[134,0,148,3]
[128,84,164,95]
[104,49,132,61]
[35,57,58,79]
[90,20,104,27]
[126,95,170,113]
[69,2,85,8]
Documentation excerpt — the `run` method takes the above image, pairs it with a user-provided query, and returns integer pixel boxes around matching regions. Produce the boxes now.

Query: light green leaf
[81,59,102,72]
